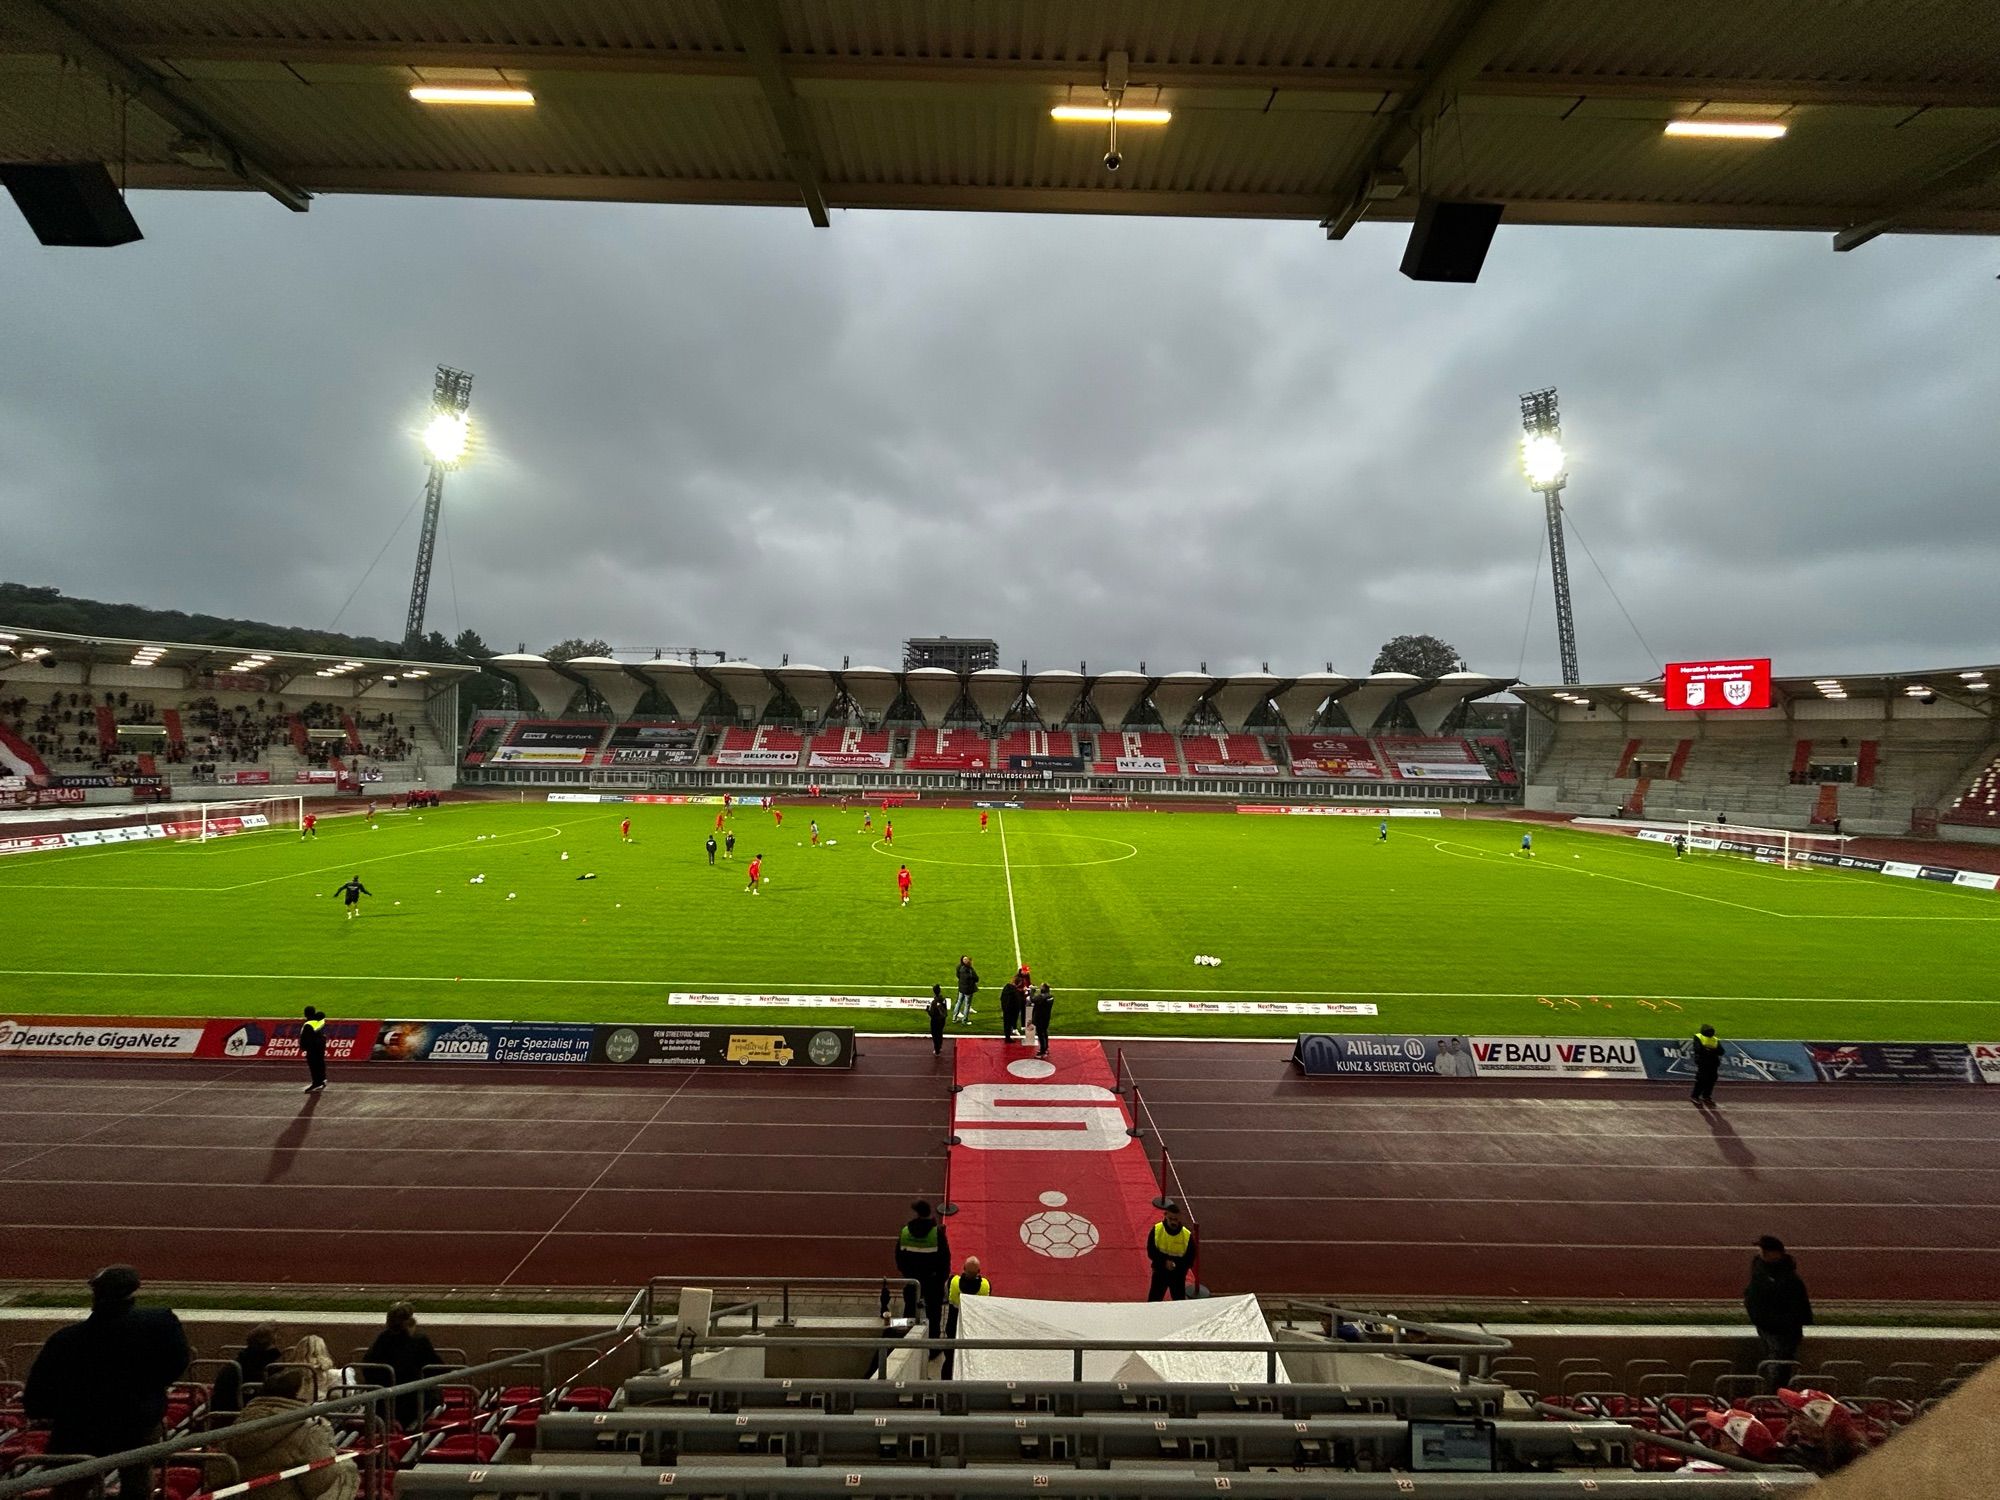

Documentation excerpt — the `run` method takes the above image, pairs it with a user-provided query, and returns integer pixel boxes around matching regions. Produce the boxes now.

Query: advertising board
[715,748,803,767]
[1113,757,1168,774]
[0,1016,205,1056]
[1293,1033,1478,1078]
[201,1018,382,1061]
[808,750,894,769]
[370,1020,597,1064]
[1805,1042,1977,1084]
[1637,1036,1817,1084]
[1469,1036,1646,1078]
[588,1024,855,1069]
[1190,763,1282,777]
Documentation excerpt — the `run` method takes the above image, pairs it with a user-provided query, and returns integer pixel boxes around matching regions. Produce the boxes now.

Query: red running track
[4,1041,1997,1303]
[1124,1043,2000,1303]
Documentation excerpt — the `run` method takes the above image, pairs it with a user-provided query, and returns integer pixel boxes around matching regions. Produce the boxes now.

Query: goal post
[1682,820,1845,870]
[179,795,306,843]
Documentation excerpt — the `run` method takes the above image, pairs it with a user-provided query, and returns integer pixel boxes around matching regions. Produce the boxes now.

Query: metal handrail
[395,1465,1817,1497]
[0,1283,650,1500]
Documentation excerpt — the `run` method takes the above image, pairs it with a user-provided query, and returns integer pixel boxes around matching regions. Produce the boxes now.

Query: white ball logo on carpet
[1020,1207,1100,1259]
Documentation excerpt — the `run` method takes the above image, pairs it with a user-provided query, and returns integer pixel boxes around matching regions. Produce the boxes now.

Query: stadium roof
[0,624,477,691]
[1518,664,1998,715]
[4,1,1998,247]
[485,656,1518,732]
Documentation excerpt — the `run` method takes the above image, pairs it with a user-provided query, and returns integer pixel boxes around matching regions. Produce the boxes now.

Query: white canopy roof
[953,1294,1283,1386]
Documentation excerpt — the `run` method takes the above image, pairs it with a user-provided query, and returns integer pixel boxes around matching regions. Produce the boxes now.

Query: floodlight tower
[404,366,475,647]
[1519,387,1580,685]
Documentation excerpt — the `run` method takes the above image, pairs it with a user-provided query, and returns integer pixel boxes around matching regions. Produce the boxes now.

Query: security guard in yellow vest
[1691,1025,1723,1107]
[301,1006,329,1094]
[893,1200,951,1337]
[942,1257,989,1377]
[1146,1202,1197,1301]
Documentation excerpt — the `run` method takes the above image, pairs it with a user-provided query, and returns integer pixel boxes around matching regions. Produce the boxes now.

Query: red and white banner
[1666,658,1772,712]
[232,770,272,785]
[715,748,802,767]
[1114,756,1168,774]
[807,750,893,769]
[199,1018,382,1061]
[0,1016,206,1056]
[0,834,66,857]
[1973,1044,2000,1084]
[294,769,338,783]
[1191,763,1281,777]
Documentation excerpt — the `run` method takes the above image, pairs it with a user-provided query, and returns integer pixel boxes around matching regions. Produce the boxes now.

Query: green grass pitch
[1,801,1996,1041]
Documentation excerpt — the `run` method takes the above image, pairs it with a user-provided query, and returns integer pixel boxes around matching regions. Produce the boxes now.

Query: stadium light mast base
[405,366,474,648]
[1520,388,1580,686]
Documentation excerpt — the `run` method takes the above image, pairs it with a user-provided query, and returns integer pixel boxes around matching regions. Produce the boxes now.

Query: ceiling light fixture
[1664,119,1787,141]
[410,86,535,107]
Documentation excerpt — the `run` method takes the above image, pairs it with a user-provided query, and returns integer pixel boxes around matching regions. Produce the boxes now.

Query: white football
[507,892,516,900]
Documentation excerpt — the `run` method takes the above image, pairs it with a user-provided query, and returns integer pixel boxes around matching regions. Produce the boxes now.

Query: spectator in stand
[24,1265,191,1500]
[285,1335,348,1404]
[211,1323,283,1416]
[362,1303,441,1429]
[1745,1236,1814,1390]
[215,1367,359,1500]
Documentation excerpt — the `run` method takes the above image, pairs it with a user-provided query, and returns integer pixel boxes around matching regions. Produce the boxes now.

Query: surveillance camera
[1103,150,1122,173]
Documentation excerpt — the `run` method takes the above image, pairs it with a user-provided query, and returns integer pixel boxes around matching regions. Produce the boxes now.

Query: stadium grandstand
[0,626,475,807]
[464,654,1522,804]
[1520,665,2000,842]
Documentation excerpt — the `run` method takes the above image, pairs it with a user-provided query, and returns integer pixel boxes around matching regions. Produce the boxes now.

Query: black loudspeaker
[1399,199,1502,283]
[1,162,144,246]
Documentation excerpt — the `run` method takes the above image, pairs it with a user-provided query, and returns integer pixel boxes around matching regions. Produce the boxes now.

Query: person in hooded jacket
[1745,1236,1814,1389]
[362,1303,441,1429]
[215,1367,359,1500]
[24,1265,190,1500]
[212,1324,283,1416]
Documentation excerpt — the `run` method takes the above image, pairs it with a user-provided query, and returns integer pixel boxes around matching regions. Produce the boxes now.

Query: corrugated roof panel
[165,74,787,178]
[806,95,1363,197]
[778,0,1459,70]
[1422,108,1996,212]
[1490,0,2000,88]
[72,0,739,52]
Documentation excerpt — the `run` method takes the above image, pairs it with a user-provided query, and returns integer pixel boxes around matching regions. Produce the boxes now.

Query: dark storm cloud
[1,194,1994,684]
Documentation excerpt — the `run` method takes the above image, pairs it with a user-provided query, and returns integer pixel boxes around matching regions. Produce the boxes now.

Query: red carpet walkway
[945,1039,1160,1301]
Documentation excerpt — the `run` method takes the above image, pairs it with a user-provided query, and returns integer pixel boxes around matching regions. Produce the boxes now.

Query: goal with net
[169,796,306,843]
[1682,820,1845,871]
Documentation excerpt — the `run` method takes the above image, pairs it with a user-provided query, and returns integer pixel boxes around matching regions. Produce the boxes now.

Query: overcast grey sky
[2,192,1995,684]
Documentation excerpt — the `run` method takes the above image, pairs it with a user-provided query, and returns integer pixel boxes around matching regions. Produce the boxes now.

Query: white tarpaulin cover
[952,1293,1285,1385]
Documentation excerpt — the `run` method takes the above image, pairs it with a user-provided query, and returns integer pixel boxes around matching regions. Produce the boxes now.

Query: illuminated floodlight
[1664,119,1787,141]
[410,86,535,107]
[1520,432,1566,488]
[423,411,470,465]
[1050,105,1171,124]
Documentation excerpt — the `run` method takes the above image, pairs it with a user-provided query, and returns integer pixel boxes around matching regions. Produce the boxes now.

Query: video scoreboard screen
[1665,658,1771,711]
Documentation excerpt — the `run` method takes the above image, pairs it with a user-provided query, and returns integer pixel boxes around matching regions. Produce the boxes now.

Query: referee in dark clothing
[301,1007,329,1093]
